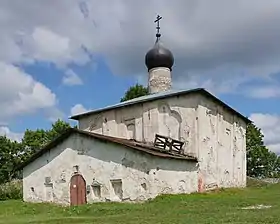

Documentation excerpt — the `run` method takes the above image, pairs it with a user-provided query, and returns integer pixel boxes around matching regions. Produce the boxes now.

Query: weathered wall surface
[78,92,247,191]
[23,133,198,205]
[196,95,247,191]
[148,67,172,94]
[78,94,199,156]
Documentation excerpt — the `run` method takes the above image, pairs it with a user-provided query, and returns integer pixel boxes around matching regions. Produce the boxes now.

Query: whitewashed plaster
[148,67,172,94]
[196,95,247,191]
[78,92,247,191]
[23,91,247,205]
[23,133,198,205]
[79,94,199,156]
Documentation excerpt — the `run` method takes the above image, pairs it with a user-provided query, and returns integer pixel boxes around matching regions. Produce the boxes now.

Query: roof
[17,128,197,170]
[145,39,174,71]
[70,88,251,123]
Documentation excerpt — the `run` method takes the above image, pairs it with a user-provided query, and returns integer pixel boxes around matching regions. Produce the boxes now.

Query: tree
[266,151,280,178]
[0,119,74,183]
[21,119,72,157]
[47,119,72,141]
[21,129,49,155]
[0,136,22,183]
[120,84,149,102]
[246,122,280,178]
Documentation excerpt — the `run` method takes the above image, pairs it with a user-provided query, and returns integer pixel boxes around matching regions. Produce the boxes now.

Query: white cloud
[0,127,23,142]
[23,26,90,67]
[0,62,57,121]
[249,113,280,154]
[45,107,65,122]
[1,0,280,93]
[70,104,88,116]
[62,69,83,86]
[1,0,280,126]
[172,65,252,95]
[31,27,71,63]
[246,86,280,99]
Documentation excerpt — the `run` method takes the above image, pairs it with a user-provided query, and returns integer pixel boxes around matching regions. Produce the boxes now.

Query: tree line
[0,120,73,183]
[0,84,279,184]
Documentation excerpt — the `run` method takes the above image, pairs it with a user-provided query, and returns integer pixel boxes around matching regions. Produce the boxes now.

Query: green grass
[0,183,279,224]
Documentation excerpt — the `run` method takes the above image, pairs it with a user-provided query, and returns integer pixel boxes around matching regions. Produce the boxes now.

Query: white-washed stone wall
[77,91,247,192]
[148,67,172,94]
[196,95,247,191]
[78,94,199,156]
[23,133,198,205]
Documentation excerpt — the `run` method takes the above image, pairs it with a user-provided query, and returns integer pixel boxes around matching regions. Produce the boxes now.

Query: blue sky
[1,0,280,154]
[14,57,138,131]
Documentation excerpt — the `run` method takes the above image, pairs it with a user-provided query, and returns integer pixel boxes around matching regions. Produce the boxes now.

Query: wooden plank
[154,134,184,154]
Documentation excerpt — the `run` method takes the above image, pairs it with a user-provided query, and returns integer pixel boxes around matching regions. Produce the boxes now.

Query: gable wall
[196,94,247,191]
[78,94,200,156]
[23,133,198,205]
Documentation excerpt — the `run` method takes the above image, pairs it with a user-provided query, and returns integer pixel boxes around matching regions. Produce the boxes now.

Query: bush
[246,176,270,188]
[0,179,22,200]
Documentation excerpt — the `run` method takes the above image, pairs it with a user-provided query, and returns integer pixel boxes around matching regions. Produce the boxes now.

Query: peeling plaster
[80,94,198,156]
[23,134,198,205]
[148,67,172,94]
[80,92,247,192]
[23,91,247,205]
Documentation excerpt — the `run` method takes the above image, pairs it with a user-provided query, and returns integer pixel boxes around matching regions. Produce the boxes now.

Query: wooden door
[70,174,87,206]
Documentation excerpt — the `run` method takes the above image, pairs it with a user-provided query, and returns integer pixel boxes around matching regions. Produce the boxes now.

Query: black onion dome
[145,40,174,71]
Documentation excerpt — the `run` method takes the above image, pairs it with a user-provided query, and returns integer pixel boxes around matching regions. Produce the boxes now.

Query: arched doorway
[70,174,87,206]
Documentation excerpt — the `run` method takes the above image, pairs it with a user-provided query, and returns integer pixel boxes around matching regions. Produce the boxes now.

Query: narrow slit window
[110,179,123,200]
[92,179,101,198]
[93,185,101,198]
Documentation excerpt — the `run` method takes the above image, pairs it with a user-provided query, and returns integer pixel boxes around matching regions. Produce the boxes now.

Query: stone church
[20,17,249,206]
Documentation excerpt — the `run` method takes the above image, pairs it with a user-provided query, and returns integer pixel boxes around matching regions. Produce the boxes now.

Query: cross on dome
[145,15,174,71]
[154,15,162,41]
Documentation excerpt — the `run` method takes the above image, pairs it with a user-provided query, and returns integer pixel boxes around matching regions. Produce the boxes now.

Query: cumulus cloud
[62,69,83,86]
[249,113,280,154]
[2,0,280,125]
[45,107,66,122]
[71,104,88,116]
[31,27,71,63]
[76,0,280,92]
[1,0,280,95]
[0,62,57,122]
[0,127,23,142]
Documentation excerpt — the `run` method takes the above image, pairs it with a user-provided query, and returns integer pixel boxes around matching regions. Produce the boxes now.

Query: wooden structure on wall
[153,134,184,154]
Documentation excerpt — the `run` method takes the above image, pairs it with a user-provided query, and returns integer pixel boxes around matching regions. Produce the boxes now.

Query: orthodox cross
[154,15,162,40]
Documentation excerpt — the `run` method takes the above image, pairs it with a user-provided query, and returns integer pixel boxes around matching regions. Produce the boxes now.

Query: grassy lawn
[0,182,279,224]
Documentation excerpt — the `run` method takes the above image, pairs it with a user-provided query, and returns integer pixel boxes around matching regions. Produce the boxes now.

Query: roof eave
[69,88,251,124]
[69,88,205,120]
[16,128,75,171]
[17,128,197,170]
[200,89,251,124]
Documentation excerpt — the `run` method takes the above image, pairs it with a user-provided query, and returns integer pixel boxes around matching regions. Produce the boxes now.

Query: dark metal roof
[70,88,251,123]
[145,40,174,71]
[17,128,197,170]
